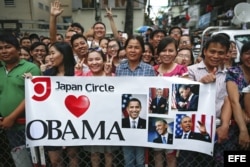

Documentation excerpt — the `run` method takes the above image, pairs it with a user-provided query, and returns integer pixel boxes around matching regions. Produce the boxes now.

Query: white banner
[25,76,216,155]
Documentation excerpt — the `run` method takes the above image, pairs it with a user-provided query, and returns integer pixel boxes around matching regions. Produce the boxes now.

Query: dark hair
[30,42,48,54]
[144,42,154,55]
[41,36,50,41]
[29,33,40,41]
[41,37,51,45]
[92,22,106,30]
[20,46,30,53]
[156,119,168,125]
[71,22,84,33]
[150,29,167,39]
[20,46,32,61]
[127,98,141,108]
[217,33,230,41]
[118,46,125,55]
[177,48,194,65]
[240,41,250,64]
[108,39,121,50]
[0,33,20,49]
[181,115,191,123]
[157,37,177,55]
[99,37,110,45]
[147,28,153,32]
[124,35,145,53]
[200,46,206,59]
[49,42,76,76]
[70,33,88,46]
[168,26,183,36]
[178,84,191,91]
[20,36,31,44]
[203,34,230,53]
[56,33,64,40]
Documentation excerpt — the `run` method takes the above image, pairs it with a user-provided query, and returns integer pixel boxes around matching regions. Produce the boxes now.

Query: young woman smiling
[154,37,188,77]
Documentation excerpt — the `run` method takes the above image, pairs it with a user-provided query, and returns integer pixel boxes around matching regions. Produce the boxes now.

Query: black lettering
[85,83,115,92]
[106,121,125,140]
[82,120,105,139]
[47,120,62,139]
[85,84,92,92]
[56,81,82,92]
[62,120,79,140]
[26,120,47,140]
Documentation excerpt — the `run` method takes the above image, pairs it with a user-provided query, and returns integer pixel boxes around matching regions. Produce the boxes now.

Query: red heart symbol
[65,95,90,117]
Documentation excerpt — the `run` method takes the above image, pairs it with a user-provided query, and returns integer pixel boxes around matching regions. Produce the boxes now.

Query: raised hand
[40,60,49,72]
[51,0,64,17]
[105,7,113,19]
[75,58,85,72]
[22,72,33,79]
[196,121,207,134]
[200,67,217,83]
[104,55,113,76]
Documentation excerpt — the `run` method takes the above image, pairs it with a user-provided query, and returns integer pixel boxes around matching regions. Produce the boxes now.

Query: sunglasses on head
[88,47,102,52]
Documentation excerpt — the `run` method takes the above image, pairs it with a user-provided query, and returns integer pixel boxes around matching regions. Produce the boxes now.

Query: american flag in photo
[148,89,152,108]
[122,94,132,118]
[171,84,177,109]
[175,114,214,138]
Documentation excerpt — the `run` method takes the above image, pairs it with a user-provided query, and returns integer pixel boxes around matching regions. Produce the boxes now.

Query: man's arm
[0,100,25,128]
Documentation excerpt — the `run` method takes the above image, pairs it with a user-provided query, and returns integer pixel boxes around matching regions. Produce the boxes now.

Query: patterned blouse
[225,65,248,108]
[225,65,248,93]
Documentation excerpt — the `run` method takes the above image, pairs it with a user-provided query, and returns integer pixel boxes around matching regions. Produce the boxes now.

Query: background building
[0,0,146,37]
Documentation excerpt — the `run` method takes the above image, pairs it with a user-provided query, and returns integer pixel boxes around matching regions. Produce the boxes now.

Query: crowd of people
[0,0,250,167]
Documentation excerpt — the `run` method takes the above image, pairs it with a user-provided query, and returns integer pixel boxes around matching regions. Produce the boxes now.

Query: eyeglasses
[177,54,191,59]
[170,31,181,35]
[33,49,46,53]
[88,47,102,53]
[108,45,118,50]
[180,41,191,45]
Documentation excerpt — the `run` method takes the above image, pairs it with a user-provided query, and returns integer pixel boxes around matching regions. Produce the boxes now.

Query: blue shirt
[115,60,155,76]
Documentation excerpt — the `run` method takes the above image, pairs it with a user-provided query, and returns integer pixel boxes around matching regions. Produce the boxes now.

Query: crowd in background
[0,0,250,167]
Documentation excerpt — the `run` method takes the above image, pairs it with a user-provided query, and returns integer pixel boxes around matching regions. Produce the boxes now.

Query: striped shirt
[188,61,227,118]
[115,59,156,76]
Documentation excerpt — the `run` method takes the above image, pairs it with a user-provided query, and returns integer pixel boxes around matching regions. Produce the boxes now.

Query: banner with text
[25,76,216,155]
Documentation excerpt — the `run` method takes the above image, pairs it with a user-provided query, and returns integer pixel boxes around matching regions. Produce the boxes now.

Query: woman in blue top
[226,41,250,150]
[115,35,155,167]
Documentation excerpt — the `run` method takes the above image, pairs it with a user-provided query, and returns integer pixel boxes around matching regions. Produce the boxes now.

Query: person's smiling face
[127,101,141,119]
